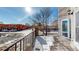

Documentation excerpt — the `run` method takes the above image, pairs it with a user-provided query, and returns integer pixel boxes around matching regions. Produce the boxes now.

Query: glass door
[61,19,71,38]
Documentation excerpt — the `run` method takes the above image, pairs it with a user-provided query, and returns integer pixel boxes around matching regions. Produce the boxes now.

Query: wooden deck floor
[50,36,79,51]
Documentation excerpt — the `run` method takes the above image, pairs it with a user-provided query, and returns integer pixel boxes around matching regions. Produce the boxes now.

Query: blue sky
[0,7,58,25]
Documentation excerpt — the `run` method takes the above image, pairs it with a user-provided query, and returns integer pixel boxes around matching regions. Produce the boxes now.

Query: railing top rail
[0,28,34,33]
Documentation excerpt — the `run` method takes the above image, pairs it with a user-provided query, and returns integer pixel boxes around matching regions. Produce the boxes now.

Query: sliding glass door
[61,19,71,38]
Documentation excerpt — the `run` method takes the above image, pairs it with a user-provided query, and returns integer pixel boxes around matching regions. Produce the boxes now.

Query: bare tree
[29,7,52,36]
[40,8,51,35]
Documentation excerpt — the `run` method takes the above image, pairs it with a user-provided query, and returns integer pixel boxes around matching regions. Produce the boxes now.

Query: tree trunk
[45,19,47,36]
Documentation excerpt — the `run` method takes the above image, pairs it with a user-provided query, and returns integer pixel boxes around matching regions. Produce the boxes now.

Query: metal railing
[4,31,35,51]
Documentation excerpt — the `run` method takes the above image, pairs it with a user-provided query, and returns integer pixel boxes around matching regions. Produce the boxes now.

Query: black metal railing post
[15,43,17,51]
[20,40,22,51]
[23,38,24,51]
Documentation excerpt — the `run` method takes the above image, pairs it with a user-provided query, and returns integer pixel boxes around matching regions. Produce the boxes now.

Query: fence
[4,30,35,51]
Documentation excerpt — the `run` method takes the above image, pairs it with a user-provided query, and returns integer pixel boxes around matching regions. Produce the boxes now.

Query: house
[58,7,79,49]
[0,24,30,32]
[52,20,58,31]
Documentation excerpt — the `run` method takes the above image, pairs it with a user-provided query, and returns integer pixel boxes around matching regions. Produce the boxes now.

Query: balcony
[0,27,78,51]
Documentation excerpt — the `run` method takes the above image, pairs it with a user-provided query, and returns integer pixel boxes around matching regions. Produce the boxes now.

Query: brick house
[0,24,29,32]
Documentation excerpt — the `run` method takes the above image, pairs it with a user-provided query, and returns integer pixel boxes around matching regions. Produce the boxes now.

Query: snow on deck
[33,36,54,51]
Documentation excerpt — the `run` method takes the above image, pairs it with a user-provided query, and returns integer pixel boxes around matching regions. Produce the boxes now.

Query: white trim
[70,8,75,43]
[74,8,79,44]
[71,7,79,48]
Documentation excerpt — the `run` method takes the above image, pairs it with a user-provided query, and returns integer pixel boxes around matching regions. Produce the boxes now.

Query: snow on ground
[0,34,23,44]
[50,36,79,51]
[33,36,54,51]
[74,42,79,50]
[0,29,33,48]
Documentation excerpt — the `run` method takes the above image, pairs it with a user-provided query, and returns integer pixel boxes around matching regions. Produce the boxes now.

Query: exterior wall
[76,12,79,42]
[73,7,79,49]
[58,7,71,37]
[71,7,79,41]
[58,7,79,49]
